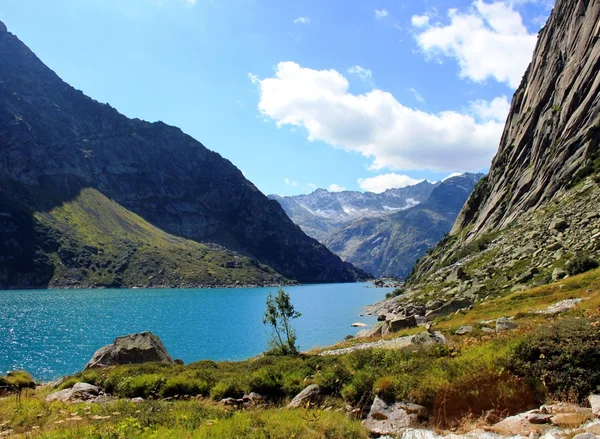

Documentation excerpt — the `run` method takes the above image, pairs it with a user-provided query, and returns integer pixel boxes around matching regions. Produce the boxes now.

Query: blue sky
[0,0,553,195]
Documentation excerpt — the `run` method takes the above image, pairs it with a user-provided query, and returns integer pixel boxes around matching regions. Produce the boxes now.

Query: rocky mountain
[269,181,435,242]
[369,0,600,316]
[0,21,370,289]
[324,174,483,278]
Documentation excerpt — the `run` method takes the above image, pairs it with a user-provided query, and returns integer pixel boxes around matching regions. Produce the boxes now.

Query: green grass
[34,188,286,288]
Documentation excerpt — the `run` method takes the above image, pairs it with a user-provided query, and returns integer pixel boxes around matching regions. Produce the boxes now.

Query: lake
[0,283,389,380]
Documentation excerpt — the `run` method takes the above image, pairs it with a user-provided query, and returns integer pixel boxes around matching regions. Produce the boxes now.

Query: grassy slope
[34,188,287,288]
[1,268,599,438]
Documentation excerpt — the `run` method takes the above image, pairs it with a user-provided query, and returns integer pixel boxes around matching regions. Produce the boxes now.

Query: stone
[363,396,427,436]
[481,327,495,333]
[516,267,538,284]
[286,384,322,409]
[496,317,518,333]
[425,298,473,320]
[388,315,417,332]
[46,383,101,403]
[447,266,468,282]
[411,331,446,346]
[527,413,552,424]
[85,332,174,369]
[547,242,562,251]
[131,397,144,403]
[455,325,473,335]
[573,434,600,439]
[490,411,552,436]
[590,394,600,417]
[351,322,367,327]
[552,268,567,281]
[550,218,568,232]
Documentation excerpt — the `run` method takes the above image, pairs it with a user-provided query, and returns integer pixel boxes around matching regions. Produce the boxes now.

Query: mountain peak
[0,21,7,33]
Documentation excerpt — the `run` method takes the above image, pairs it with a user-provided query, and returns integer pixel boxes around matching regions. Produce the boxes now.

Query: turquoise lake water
[0,283,389,380]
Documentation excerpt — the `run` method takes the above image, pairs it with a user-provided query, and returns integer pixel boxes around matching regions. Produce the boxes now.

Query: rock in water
[363,396,427,435]
[286,384,322,409]
[85,332,174,369]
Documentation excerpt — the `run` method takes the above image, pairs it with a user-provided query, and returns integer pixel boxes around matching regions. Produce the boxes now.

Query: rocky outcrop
[363,396,428,436]
[46,383,104,403]
[408,0,600,289]
[0,24,369,288]
[85,332,174,369]
[325,174,484,278]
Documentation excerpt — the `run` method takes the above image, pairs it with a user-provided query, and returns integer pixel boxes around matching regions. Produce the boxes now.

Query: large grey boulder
[388,315,417,332]
[411,331,446,346]
[496,317,518,333]
[85,332,174,369]
[425,298,472,320]
[363,396,427,435]
[286,384,322,409]
[46,382,101,403]
[590,394,600,417]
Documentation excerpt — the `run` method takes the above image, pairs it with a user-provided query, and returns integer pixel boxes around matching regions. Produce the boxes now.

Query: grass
[33,188,287,288]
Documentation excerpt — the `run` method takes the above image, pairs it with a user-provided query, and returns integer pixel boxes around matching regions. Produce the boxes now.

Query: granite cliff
[0,22,369,289]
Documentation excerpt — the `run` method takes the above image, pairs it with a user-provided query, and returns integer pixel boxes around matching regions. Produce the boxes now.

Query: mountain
[269,181,435,242]
[370,0,600,314]
[0,21,370,289]
[324,174,484,278]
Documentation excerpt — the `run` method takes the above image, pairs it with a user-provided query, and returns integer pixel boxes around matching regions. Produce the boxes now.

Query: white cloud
[347,66,374,87]
[442,172,465,181]
[411,14,430,27]
[375,9,389,19]
[408,88,426,103]
[358,174,424,193]
[284,178,298,187]
[293,16,311,25]
[469,95,510,122]
[307,183,318,189]
[186,0,196,5]
[328,184,346,192]
[413,0,537,88]
[250,62,504,172]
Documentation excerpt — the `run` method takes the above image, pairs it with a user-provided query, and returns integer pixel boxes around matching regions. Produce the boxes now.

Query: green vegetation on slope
[34,188,287,288]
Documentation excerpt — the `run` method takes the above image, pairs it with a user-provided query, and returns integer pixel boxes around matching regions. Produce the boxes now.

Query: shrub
[315,364,352,396]
[510,318,600,402]
[341,371,375,404]
[0,370,35,393]
[373,376,396,403]
[248,368,283,398]
[210,378,247,401]
[160,375,210,398]
[116,374,165,398]
[566,256,599,276]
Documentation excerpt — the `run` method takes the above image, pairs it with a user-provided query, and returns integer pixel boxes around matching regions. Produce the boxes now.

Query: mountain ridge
[0,20,370,288]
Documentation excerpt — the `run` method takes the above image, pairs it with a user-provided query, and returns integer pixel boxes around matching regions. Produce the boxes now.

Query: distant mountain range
[271,174,484,278]
[0,21,369,289]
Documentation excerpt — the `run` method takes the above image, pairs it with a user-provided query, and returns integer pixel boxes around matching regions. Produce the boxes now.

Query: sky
[0,0,554,195]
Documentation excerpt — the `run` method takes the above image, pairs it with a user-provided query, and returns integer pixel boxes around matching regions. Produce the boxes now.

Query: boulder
[455,326,473,335]
[446,266,468,282]
[411,331,446,346]
[363,396,427,436]
[589,394,600,417]
[552,268,567,281]
[550,218,568,232]
[496,317,518,333]
[85,331,174,369]
[573,434,600,439]
[46,382,101,403]
[425,298,472,321]
[388,315,417,332]
[286,384,322,409]
[490,410,552,436]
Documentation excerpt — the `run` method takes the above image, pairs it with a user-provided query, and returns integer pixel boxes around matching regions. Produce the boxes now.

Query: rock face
[269,181,435,242]
[325,174,484,278]
[363,396,428,436]
[0,25,369,288]
[393,0,600,305]
[85,332,174,369]
[46,383,102,403]
[286,384,322,409]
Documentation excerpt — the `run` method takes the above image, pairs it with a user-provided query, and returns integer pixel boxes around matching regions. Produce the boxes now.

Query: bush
[116,374,165,398]
[373,376,396,403]
[248,368,283,398]
[316,364,352,396]
[341,371,375,404]
[510,318,600,402]
[210,378,247,401]
[0,370,35,392]
[566,256,599,276]
[160,375,210,398]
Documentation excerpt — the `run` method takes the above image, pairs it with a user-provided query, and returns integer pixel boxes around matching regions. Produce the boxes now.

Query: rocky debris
[363,396,427,436]
[447,266,468,283]
[46,383,102,403]
[320,335,414,356]
[550,218,568,232]
[389,315,417,331]
[286,384,322,409]
[426,298,472,321]
[411,331,446,346]
[221,392,265,409]
[590,395,600,417]
[536,298,583,315]
[515,267,538,284]
[552,268,568,281]
[455,326,473,335]
[496,317,518,333]
[85,332,174,369]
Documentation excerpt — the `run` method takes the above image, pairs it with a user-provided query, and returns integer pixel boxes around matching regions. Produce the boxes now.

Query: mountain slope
[369,0,600,315]
[325,174,483,278]
[0,21,369,288]
[270,181,435,242]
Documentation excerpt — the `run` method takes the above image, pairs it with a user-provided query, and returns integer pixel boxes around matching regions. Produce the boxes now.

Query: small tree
[262,289,301,355]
